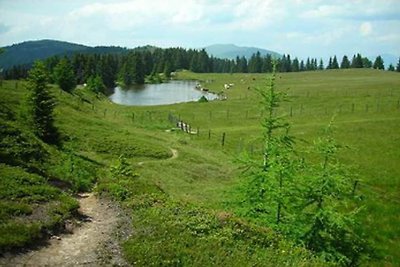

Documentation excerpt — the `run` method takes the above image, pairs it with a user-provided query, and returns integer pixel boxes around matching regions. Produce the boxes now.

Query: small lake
[109,80,218,106]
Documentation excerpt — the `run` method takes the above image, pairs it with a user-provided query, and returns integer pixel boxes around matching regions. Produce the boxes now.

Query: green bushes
[50,152,98,192]
[0,202,32,221]
[123,196,324,266]
[97,155,138,201]
[0,165,79,252]
[0,119,47,167]
[0,165,57,203]
[240,68,370,265]
[0,222,41,250]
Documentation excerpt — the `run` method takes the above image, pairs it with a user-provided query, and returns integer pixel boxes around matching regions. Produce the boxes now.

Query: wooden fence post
[352,180,359,195]
[221,132,226,146]
[208,130,211,140]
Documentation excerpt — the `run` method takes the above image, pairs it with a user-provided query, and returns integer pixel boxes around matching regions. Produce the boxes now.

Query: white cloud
[0,0,399,56]
[360,22,372,36]
[67,0,207,29]
[300,4,343,19]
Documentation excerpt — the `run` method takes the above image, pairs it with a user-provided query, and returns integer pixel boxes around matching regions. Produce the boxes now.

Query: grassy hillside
[1,68,399,265]
[0,79,324,265]
[173,69,400,265]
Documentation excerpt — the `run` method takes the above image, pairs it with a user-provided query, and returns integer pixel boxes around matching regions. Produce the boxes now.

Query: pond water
[109,80,218,106]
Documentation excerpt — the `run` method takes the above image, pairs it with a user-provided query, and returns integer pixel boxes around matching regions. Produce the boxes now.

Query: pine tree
[299,122,368,265]
[351,54,363,68]
[248,51,262,73]
[373,55,384,70]
[163,61,173,79]
[292,58,300,72]
[397,57,400,72]
[54,58,76,92]
[318,59,324,70]
[327,57,332,69]
[241,64,370,265]
[235,56,248,73]
[132,53,145,84]
[244,63,297,228]
[388,64,395,71]
[306,58,311,71]
[119,52,145,85]
[87,74,106,94]
[362,57,372,68]
[340,55,350,69]
[331,56,339,69]
[25,61,59,144]
[119,61,133,86]
[279,55,287,72]
[286,54,292,72]
[299,60,304,71]
[197,49,210,73]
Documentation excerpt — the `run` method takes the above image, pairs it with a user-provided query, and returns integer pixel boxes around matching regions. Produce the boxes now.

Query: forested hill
[204,44,281,60]
[0,40,283,70]
[0,39,128,69]
[3,40,398,84]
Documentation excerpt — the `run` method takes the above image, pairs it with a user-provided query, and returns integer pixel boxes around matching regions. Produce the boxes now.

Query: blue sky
[0,0,399,59]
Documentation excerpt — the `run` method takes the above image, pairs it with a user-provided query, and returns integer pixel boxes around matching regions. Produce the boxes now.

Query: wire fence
[77,95,400,206]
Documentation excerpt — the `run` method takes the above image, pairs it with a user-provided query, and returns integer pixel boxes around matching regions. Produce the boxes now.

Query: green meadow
[1,68,399,265]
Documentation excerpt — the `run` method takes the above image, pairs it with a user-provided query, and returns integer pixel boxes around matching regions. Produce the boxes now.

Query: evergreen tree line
[3,47,400,87]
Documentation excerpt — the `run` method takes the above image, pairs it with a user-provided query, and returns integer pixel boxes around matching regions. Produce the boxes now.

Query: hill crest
[204,44,281,60]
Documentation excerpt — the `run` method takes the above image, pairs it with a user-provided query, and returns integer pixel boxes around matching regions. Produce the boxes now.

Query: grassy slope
[0,80,323,265]
[1,68,398,265]
[173,69,400,265]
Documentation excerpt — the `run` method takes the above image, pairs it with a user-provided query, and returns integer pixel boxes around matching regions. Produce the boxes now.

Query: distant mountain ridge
[1,40,397,71]
[204,44,281,60]
[0,39,128,69]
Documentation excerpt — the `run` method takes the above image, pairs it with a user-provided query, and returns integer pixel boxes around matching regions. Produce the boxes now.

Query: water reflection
[109,80,217,106]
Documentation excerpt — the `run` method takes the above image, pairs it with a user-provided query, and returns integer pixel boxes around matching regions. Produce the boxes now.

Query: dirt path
[1,193,129,267]
[138,148,178,166]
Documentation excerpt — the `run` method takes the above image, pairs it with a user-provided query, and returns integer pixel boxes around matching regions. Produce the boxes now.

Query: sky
[0,0,399,59]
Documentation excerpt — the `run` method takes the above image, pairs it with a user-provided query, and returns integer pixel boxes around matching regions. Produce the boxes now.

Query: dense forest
[3,46,400,91]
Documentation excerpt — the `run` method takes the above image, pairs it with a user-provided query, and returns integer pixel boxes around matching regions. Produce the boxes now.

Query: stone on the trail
[51,235,61,240]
